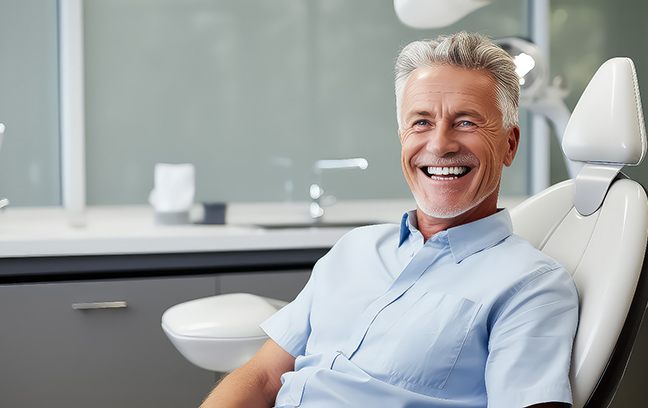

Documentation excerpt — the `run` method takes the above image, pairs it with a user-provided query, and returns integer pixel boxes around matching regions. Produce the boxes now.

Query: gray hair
[395,32,519,130]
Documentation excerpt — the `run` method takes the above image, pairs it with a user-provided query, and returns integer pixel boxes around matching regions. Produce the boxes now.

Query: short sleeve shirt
[261,209,579,408]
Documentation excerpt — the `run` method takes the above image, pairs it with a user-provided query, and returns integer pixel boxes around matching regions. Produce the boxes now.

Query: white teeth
[426,166,468,176]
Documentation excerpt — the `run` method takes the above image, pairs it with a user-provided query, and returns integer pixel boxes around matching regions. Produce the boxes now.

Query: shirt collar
[399,210,420,246]
[399,209,513,263]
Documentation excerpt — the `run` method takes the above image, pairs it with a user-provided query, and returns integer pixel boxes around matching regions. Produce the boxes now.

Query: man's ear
[503,125,520,167]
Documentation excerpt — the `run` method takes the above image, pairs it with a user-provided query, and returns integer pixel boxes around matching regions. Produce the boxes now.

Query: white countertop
[0,198,526,258]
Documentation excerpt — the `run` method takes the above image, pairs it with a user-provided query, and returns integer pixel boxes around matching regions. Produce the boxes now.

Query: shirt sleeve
[485,266,579,408]
[259,267,317,358]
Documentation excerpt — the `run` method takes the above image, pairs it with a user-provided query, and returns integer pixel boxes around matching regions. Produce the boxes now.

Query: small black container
[200,202,227,225]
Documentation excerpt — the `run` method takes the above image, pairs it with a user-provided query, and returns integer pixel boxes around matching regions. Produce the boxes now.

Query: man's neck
[415,197,499,241]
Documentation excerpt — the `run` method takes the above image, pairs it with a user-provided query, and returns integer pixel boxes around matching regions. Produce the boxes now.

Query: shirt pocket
[381,290,481,391]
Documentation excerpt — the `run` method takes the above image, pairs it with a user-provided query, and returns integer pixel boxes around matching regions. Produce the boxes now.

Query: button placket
[340,243,444,359]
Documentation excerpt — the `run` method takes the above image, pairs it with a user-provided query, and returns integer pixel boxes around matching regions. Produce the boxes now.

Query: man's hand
[200,339,295,408]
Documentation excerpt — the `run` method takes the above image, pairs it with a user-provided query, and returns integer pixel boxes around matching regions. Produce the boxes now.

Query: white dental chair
[510,57,648,408]
[162,57,648,408]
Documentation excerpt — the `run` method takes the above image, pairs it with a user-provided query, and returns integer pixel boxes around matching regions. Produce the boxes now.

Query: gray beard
[411,183,498,219]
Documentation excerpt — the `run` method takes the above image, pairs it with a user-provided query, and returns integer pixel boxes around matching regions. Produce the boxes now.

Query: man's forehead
[405,65,495,92]
[407,88,483,98]
[402,65,498,112]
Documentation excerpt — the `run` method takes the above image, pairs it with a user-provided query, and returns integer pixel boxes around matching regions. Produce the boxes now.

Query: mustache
[413,152,479,167]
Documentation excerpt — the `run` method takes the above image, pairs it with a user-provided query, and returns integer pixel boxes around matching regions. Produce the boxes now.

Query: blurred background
[0,0,645,206]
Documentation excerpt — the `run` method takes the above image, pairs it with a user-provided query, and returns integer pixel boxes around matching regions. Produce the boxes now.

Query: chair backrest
[510,58,648,408]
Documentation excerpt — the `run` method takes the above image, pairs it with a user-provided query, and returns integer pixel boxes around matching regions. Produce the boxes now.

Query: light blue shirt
[261,209,579,408]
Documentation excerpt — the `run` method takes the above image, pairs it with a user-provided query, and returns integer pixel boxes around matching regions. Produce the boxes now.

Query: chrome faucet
[309,158,368,220]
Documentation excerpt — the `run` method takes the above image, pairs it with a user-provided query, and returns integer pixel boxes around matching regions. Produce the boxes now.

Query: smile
[420,166,472,180]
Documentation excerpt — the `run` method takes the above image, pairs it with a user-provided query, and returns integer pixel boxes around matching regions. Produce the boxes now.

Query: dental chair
[162,57,648,408]
[510,57,648,407]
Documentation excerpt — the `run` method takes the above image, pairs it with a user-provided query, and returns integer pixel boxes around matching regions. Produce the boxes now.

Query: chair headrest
[562,57,646,166]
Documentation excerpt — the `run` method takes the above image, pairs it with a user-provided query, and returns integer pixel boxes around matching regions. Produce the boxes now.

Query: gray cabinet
[0,269,312,408]
[0,276,217,408]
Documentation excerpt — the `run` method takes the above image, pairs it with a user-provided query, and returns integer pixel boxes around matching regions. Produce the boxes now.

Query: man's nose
[425,126,460,157]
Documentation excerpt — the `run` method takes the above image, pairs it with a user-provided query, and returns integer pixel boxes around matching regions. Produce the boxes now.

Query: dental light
[496,37,582,178]
[393,0,491,29]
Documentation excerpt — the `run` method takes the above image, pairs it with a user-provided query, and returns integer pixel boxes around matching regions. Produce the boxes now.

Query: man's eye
[413,119,431,127]
[456,120,476,128]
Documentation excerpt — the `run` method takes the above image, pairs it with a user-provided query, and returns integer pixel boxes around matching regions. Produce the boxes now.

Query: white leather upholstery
[562,58,646,165]
[511,179,648,407]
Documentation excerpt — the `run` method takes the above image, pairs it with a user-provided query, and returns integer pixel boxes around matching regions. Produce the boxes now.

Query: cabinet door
[0,276,216,408]
[218,269,311,302]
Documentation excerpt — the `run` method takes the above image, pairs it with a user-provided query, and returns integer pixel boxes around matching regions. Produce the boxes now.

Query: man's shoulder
[314,223,401,270]
[335,222,401,247]
[495,233,564,270]
[467,233,572,294]
[494,234,576,293]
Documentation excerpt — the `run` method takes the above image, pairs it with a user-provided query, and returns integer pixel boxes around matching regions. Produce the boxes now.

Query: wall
[549,0,648,186]
[82,0,528,205]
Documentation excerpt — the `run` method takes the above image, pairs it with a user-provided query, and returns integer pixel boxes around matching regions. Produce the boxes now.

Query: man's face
[399,65,519,223]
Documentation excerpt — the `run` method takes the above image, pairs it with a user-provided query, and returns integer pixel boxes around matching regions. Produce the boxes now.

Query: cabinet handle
[72,301,128,310]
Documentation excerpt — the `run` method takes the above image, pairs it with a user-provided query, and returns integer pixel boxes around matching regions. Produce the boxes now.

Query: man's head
[395,32,520,229]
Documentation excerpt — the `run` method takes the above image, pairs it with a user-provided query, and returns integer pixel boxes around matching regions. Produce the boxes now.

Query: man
[202,32,579,408]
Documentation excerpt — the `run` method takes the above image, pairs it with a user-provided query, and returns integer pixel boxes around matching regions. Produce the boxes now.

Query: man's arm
[200,339,295,408]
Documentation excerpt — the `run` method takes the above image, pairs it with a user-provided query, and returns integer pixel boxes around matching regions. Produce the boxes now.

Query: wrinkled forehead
[404,65,497,98]
[401,65,500,115]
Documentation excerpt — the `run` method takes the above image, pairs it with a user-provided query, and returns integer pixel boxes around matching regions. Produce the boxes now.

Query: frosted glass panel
[84,0,528,205]
[550,0,648,186]
[0,0,61,206]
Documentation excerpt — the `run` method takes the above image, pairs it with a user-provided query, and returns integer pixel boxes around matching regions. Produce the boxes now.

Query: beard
[412,182,498,219]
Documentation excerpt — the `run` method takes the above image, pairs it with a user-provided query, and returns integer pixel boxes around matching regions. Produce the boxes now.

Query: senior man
[202,32,579,408]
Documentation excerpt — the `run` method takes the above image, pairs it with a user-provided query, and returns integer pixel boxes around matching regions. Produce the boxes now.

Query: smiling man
[202,32,579,408]
[398,61,519,231]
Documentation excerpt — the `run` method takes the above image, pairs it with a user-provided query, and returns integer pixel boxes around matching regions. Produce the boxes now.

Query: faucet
[309,158,368,220]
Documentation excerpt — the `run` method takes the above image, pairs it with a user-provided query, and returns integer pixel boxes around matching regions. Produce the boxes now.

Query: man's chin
[413,194,487,220]
[416,204,471,219]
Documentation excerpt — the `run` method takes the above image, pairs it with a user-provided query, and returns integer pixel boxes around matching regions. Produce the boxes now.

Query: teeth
[426,166,468,176]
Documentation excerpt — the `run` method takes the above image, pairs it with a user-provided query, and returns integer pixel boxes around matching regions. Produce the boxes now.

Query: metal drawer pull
[72,301,128,310]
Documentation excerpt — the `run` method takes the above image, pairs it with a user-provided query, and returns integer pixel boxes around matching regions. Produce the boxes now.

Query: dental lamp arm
[525,92,584,179]
[200,339,295,408]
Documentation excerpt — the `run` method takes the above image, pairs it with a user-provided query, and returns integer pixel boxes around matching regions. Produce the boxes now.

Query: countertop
[0,198,526,258]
